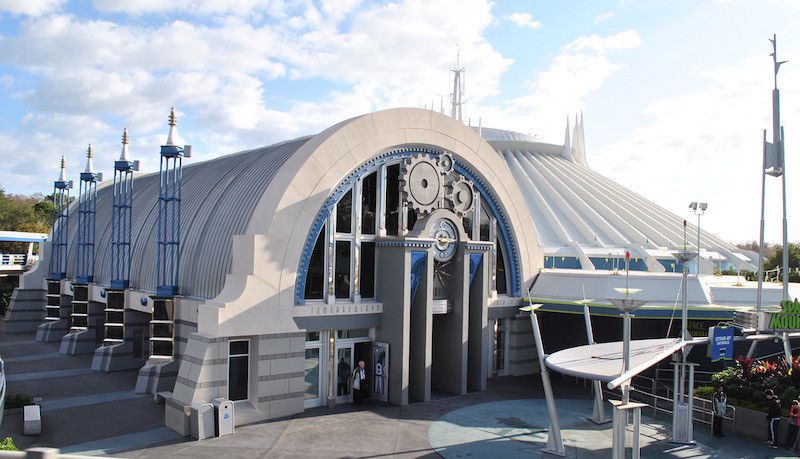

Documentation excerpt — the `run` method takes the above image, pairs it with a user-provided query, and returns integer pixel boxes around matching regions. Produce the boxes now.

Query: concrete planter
[732,405,790,443]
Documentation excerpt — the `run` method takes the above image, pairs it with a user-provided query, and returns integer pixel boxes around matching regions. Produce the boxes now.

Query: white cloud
[0,0,509,193]
[475,30,641,142]
[504,12,541,29]
[91,0,281,16]
[594,11,615,25]
[591,55,800,243]
[0,0,63,16]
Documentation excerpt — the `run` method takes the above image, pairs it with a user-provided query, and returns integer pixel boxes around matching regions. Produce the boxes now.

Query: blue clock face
[431,218,458,262]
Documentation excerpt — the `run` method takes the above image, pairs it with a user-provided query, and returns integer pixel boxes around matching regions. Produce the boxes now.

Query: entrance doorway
[354,341,372,401]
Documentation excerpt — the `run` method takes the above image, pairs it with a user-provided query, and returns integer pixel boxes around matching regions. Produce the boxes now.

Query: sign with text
[768,299,800,331]
[709,326,734,362]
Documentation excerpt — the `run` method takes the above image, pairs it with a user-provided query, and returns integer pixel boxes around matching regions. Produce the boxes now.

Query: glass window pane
[151,340,173,357]
[304,347,320,400]
[361,172,377,235]
[336,347,352,397]
[337,329,370,339]
[151,323,173,339]
[304,226,325,300]
[336,189,353,234]
[360,241,375,298]
[105,324,123,340]
[494,319,506,372]
[306,331,320,342]
[496,237,508,294]
[463,214,473,240]
[229,355,248,401]
[479,204,491,241]
[385,164,400,236]
[106,310,123,324]
[153,300,174,321]
[335,240,351,299]
[230,340,249,356]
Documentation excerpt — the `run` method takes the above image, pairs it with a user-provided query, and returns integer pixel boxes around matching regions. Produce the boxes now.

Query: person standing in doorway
[765,389,781,448]
[712,386,727,437]
[785,400,800,450]
[352,360,367,405]
[337,357,351,397]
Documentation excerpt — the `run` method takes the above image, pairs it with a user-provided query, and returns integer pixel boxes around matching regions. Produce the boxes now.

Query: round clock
[430,218,458,262]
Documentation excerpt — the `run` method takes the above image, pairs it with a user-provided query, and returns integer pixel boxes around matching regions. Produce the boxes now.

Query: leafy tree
[0,187,53,253]
[765,243,800,283]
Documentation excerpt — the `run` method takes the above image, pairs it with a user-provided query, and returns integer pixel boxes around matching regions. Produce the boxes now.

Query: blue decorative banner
[709,326,734,362]
[469,253,482,286]
[410,251,427,300]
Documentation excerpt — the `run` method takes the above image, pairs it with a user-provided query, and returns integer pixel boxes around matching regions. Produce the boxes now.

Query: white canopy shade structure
[545,338,686,388]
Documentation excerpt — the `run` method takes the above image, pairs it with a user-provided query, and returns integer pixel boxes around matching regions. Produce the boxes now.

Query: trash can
[190,402,215,440]
[211,398,235,436]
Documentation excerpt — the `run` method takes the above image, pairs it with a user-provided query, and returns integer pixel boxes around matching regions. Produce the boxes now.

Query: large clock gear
[437,152,454,173]
[446,177,475,216]
[401,154,443,214]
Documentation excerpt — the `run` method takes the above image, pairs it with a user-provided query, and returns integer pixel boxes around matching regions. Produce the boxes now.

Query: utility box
[190,402,215,440]
[211,398,234,436]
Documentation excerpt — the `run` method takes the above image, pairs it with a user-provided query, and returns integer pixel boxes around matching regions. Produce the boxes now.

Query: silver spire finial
[165,107,179,146]
[119,128,130,161]
[58,155,66,181]
[84,144,94,173]
[450,45,465,122]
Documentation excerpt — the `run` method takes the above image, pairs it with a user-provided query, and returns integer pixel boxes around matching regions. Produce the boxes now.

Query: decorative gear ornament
[437,153,454,173]
[401,154,443,214]
[446,177,475,216]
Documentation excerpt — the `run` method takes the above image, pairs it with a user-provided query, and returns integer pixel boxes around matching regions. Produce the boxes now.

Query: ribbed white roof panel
[484,128,756,270]
[63,137,311,298]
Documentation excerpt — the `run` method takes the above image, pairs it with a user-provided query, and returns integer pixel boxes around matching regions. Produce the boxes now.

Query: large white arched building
[3,108,788,434]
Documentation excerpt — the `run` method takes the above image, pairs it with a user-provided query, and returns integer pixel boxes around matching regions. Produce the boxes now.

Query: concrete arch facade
[168,108,543,433]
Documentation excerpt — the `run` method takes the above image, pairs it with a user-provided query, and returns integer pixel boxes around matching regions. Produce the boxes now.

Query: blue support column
[110,129,139,290]
[48,157,72,282]
[150,108,191,361]
[156,108,188,298]
[76,145,102,284]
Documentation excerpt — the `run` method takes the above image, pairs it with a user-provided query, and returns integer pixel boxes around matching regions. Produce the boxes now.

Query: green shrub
[783,386,800,405]
[0,437,16,451]
[4,392,32,409]
[694,386,715,398]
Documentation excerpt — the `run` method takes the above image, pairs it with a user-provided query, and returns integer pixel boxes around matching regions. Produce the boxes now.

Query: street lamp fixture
[688,202,707,274]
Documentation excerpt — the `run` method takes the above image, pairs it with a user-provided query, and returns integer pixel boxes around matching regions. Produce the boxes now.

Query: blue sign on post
[709,326,734,362]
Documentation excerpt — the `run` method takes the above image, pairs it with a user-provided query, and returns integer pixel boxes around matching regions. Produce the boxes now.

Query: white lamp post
[688,202,707,274]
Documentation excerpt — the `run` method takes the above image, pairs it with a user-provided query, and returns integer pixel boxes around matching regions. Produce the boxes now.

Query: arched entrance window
[297,148,520,304]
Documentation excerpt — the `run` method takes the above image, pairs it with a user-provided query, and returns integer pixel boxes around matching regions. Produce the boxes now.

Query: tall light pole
[688,202,707,274]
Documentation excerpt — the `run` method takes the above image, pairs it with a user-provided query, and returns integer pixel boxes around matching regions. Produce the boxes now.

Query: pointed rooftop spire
[58,156,66,181]
[84,144,94,173]
[165,107,179,146]
[119,128,130,161]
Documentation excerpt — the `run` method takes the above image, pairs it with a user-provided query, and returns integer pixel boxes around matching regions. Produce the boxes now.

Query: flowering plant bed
[700,355,800,415]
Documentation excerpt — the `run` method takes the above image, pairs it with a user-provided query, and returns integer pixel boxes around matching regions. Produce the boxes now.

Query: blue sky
[0,0,797,244]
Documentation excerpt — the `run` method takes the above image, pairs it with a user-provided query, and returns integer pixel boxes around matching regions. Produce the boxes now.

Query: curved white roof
[478,125,756,272]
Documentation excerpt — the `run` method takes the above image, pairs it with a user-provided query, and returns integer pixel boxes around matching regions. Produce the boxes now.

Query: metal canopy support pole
[622,313,631,405]
[671,362,679,439]
[747,340,759,359]
[583,304,608,424]
[783,332,793,365]
[687,365,695,443]
[757,130,767,311]
[526,306,566,456]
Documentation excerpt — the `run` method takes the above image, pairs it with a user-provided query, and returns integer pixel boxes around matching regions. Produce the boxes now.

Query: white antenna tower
[450,46,465,122]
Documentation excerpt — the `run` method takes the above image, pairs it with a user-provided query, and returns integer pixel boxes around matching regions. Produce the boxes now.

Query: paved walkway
[0,331,165,451]
[429,398,793,458]
[0,329,795,458]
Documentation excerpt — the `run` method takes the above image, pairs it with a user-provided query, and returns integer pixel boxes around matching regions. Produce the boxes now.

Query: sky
[0,0,797,244]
